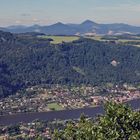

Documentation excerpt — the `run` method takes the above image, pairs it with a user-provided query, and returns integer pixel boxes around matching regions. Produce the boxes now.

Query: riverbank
[0,98,140,125]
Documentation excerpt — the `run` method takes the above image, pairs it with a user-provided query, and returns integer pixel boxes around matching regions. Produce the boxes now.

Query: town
[0,84,140,116]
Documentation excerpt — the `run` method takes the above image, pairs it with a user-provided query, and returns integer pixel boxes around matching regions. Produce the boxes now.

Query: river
[0,98,140,125]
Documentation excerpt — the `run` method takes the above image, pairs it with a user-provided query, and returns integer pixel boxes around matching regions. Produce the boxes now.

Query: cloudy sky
[0,0,140,26]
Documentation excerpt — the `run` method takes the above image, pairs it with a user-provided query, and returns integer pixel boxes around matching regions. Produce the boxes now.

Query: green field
[42,35,79,44]
[47,103,63,111]
[85,36,140,47]
[85,36,103,41]
[118,39,140,43]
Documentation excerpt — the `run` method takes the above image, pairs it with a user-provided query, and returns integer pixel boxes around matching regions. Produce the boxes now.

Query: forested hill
[0,31,140,97]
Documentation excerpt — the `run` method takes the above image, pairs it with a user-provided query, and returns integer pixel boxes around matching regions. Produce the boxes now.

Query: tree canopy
[0,31,140,97]
[52,102,140,140]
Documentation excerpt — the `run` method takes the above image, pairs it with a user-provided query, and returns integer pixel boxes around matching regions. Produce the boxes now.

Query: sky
[0,0,140,27]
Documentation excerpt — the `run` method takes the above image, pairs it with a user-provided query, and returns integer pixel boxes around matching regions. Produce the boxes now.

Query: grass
[85,36,102,41]
[118,39,140,43]
[47,103,63,111]
[85,35,140,42]
[42,35,140,47]
[85,36,140,48]
[42,35,79,44]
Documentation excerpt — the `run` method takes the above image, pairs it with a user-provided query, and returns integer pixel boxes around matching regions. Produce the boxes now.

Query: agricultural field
[85,35,140,47]
[85,36,102,41]
[42,35,79,44]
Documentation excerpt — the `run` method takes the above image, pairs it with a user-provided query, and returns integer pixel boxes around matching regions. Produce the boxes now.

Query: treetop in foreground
[53,102,140,140]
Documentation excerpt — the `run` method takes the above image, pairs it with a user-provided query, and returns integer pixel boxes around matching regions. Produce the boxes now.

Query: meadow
[42,35,79,44]
[47,103,63,111]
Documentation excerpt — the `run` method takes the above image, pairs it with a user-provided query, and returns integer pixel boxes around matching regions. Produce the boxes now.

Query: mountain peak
[1,20,140,35]
[81,20,98,25]
[54,22,65,26]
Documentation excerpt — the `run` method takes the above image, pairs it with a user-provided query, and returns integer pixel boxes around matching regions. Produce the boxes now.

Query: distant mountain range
[1,20,140,35]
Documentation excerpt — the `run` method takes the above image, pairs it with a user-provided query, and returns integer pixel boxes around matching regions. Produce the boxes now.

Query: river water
[0,98,140,125]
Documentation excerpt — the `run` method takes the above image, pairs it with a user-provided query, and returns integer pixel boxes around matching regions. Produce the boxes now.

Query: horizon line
[1,19,140,28]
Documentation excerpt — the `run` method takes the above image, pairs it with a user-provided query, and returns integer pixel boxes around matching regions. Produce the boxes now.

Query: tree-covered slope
[0,31,140,97]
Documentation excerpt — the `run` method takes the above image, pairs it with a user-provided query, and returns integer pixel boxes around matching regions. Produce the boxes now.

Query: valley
[1,0,140,139]
[0,98,139,139]
[0,84,140,116]
[0,30,140,140]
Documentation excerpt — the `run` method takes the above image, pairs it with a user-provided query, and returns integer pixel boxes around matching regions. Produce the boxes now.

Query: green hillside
[0,31,140,97]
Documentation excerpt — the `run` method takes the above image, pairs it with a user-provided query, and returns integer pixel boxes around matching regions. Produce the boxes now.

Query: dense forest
[0,31,140,97]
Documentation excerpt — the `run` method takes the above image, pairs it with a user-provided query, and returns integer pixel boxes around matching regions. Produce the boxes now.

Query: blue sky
[0,0,140,26]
